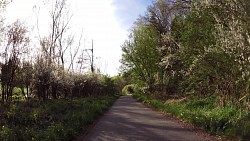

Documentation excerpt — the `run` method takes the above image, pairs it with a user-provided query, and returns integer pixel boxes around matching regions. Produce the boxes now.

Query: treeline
[0,0,118,103]
[121,0,250,108]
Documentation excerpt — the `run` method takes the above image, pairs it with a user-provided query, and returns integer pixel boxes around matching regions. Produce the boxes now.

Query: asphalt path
[80,95,210,141]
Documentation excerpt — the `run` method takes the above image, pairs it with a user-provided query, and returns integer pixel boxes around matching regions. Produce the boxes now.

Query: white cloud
[72,0,127,75]
[4,0,151,76]
[5,0,34,21]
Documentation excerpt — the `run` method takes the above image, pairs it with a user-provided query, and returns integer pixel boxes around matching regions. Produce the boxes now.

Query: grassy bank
[0,95,118,141]
[133,93,250,141]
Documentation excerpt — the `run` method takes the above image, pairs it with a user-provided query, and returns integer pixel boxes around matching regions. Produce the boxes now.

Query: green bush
[122,84,135,95]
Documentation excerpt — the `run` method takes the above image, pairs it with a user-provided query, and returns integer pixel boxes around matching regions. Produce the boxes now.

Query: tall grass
[0,95,118,141]
[133,93,250,141]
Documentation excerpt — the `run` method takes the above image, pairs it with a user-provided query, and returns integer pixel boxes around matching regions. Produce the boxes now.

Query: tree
[166,0,250,105]
[1,20,29,102]
[34,0,77,100]
[15,61,33,100]
[121,22,160,88]
[208,0,250,105]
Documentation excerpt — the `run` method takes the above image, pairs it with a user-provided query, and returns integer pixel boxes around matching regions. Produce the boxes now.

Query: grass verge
[133,93,250,141]
[0,95,118,141]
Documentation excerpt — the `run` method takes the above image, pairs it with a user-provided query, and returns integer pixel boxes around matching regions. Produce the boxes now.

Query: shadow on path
[79,96,210,141]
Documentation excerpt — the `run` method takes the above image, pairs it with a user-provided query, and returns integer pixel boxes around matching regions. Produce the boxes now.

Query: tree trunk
[52,84,57,99]
[2,85,5,103]
[26,85,29,100]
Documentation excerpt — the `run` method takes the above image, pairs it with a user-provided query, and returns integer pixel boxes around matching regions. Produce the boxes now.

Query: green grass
[133,93,250,141]
[12,87,26,101]
[0,86,27,101]
[0,95,118,141]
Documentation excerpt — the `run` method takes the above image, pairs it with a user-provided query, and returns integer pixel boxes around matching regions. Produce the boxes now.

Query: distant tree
[112,75,127,95]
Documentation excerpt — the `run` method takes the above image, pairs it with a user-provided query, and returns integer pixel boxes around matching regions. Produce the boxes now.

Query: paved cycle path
[81,95,210,141]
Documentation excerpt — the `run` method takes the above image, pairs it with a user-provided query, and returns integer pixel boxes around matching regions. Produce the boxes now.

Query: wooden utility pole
[91,39,94,73]
[83,39,94,73]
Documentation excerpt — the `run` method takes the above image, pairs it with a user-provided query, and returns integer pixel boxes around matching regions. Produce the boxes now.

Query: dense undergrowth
[0,95,118,141]
[133,93,250,141]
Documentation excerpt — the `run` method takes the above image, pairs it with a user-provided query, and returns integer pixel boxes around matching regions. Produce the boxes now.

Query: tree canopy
[120,0,250,106]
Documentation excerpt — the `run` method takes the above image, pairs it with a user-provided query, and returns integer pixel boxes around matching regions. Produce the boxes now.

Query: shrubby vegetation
[0,95,118,141]
[121,0,250,139]
[0,70,119,140]
[0,0,119,102]
[122,84,135,95]
[0,0,121,140]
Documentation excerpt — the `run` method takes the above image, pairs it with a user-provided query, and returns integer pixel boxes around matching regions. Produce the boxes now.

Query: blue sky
[112,0,153,30]
[5,0,153,76]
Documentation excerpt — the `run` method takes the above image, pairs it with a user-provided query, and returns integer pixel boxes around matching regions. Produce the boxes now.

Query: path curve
[80,95,210,141]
